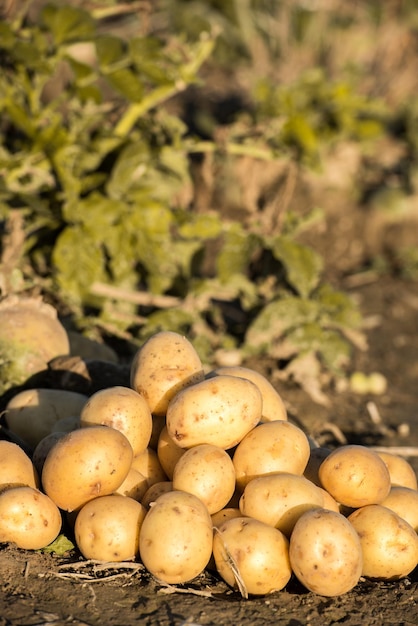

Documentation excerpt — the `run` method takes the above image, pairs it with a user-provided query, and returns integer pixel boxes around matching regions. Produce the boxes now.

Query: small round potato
[166,375,262,450]
[376,451,418,490]
[0,486,62,550]
[75,494,146,561]
[114,468,149,502]
[318,445,391,508]
[0,440,39,490]
[131,447,168,487]
[210,366,287,422]
[5,388,88,449]
[348,504,418,580]
[289,508,363,596]
[172,444,236,514]
[233,420,311,491]
[42,425,133,511]
[379,486,418,532]
[239,473,324,536]
[80,386,152,456]
[213,516,292,595]
[141,481,173,509]
[139,490,213,584]
[211,507,242,528]
[130,331,205,416]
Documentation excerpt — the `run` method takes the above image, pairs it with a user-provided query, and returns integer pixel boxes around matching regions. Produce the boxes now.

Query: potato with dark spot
[166,375,262,450]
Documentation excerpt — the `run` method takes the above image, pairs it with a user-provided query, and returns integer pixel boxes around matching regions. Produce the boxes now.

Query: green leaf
[106,142,150,200]
[216,223,259,283]
[178,212,223,239]
[104,67,144,103]
[95,35,126,67]
[41,5,95,45]
[287,323,351,373]
[270,236,323,298]
[39,534,75,556]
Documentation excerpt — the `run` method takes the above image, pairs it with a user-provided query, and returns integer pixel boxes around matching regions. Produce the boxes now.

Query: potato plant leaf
[270,236,323,298]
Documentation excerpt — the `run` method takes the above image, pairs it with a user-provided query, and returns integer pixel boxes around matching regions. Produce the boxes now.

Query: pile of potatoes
[1,330,418,598]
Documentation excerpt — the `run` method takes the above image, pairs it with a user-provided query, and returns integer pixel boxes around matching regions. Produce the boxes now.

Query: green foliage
[0,1,371,400]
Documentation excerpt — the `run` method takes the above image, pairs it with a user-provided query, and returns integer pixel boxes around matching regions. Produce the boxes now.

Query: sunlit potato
[0,440,39,490]
[375,451,417,490]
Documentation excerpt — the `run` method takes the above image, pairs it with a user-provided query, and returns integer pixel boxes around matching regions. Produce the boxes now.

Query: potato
[210,366,287,422]
[289,508,363,596]
[166,375,262,450]
[0,295,70,395]
[232,420,310,492]
[211,507,242,528]
[303,446,332,486]
[141,481,173,509]
[139,490,213,584]
[172,444,236,514]
[114,468,149,502]
[239,473,324,536]
[157,425,186,479]
[212,517,291,596]
[0,440,39,490]
[348,504,418,580]
[75,494,146,561]
[375,451,418,489]
[130,331,205,416]
[80,386,152,456]
[42,425,133,511]
[318,445,391,508]
[131,447,167,487]
[5,388,88,449]
[32,432,67,477]
[0,486,62,550]
[379,486,418,532]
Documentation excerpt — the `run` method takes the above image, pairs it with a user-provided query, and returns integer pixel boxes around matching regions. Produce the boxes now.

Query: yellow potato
[141,481,173,509]
[239,473,324,536]
[213,516,292,596]
[80,386,152,456]
[318,445,391,508]
[289,508,363,596]
[375,451,418,489]
[131,447,168,487]
[166,375,262,450]
[380,486,418,532]
[130,331,205,416]
[42,425,133,511]
[157,425,186,479]
[211,507,242,528]
[172,444,236,514]
[210,366,287,422]
[348,504,418,580]
[0,440,39,490]
[233,420,310,491]
[5,388,88,449]
[75,494,146,561]
[32,432,67,477]
[0,486,62,550]
[114,468,149,502]
[139,490,213,584]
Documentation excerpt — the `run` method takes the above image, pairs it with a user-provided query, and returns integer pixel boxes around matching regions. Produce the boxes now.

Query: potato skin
[139,490,213,584]
[0,486,62,550]
[289,508,363,596]
[130,331,205,416]
[318,445,391,508]
[75,494,146,561]
[166,375,262,450]
[0,440,39,490]
[6,388,88,449]
[80,386,152,456]
[348,504,418,580]
[213,516,292,595]
[42,425,133,511]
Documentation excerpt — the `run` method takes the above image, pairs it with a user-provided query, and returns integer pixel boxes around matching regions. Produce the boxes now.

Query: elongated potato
[130,331,205,416]
[42,425,133,511]
[166,375,262,450]
[6,388,88,449]
[139,490,213,584]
